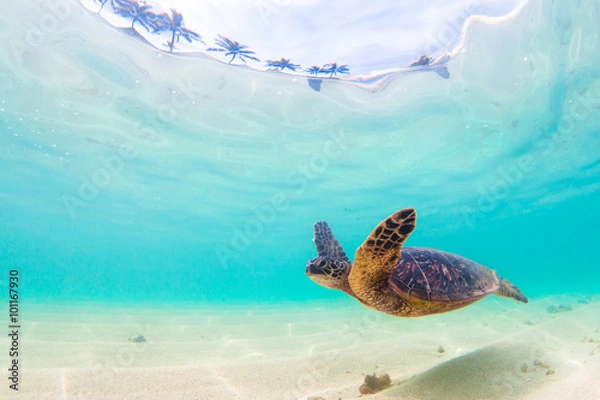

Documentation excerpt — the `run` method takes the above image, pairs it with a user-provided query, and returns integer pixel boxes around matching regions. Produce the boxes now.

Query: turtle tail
[496,278,528,303]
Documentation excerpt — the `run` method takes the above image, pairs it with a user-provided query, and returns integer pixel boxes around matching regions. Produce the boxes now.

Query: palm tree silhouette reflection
[153,9,203,52]
[112,0,155,30]
[323,62,349,77]
[208,36,260,64]
[266,58,300,71]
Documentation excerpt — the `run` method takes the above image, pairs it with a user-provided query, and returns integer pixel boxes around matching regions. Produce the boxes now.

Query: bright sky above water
[83,0,528,76]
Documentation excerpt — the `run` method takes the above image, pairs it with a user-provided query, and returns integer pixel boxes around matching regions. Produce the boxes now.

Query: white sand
[3,295,599,399]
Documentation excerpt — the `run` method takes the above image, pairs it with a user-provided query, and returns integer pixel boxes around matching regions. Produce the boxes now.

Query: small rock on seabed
[128,335,147,343]
[546,305,572,314]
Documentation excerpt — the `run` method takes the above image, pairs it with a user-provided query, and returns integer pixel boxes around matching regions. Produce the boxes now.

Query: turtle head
[306,256,351,291]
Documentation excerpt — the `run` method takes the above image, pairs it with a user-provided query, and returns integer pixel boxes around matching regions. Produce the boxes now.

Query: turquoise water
[1,0,599,309]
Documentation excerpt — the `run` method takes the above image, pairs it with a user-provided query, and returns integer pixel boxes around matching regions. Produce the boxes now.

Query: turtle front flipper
[307,221,353,295]
[349,208,417,314]
[313,221,349,262]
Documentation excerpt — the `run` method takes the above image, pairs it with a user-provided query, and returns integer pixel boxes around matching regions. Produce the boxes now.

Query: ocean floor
[7,294,600,399]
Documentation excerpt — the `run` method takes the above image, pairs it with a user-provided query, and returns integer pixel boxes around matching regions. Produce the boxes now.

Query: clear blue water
[1,0,599,306]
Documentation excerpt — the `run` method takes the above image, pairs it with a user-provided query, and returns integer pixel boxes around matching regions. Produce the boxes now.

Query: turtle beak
[306,264,335,289]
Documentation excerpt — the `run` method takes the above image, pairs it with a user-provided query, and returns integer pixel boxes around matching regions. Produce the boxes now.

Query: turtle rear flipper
[496,278,528,303]
[313,221,349,262]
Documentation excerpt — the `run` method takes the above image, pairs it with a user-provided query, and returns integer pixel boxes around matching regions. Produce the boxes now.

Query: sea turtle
[305,208,527,317]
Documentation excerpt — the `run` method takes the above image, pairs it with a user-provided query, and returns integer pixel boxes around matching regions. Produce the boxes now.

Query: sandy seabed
[3,295,599,400]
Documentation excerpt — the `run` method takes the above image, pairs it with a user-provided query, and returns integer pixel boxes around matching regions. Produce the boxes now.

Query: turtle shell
[389,247,499,303]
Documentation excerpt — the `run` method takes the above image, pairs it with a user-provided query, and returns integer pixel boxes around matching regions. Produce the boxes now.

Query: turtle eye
[307,257,331,276]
